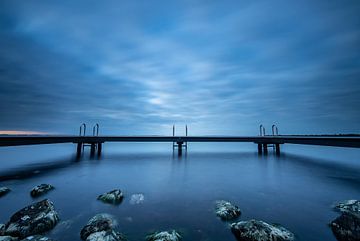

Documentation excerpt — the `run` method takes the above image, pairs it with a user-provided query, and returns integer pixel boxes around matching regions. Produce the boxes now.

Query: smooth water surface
[0,143,359,241]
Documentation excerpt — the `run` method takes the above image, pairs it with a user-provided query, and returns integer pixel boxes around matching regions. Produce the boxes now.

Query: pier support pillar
[90,143,96,156]
[275,144,280,156]
[97,143,102,156]
[177,142,183,156]
[76,143,82,157]
[258,144,263,155]
[263,144,268,155]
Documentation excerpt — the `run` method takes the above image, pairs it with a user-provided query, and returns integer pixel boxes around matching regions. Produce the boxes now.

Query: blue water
[0,143,359,241]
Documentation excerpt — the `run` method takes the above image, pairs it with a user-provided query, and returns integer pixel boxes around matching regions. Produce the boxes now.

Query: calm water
[0,143,359,241]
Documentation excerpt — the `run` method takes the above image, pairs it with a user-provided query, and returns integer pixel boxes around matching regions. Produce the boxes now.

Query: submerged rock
[30,184,54,198]
[215,200,241,220]
[97,190,123,205]
[0,224,5,235]
[146,230,181,241]
[0,187,11,197]
[5,199,59,238]
[331,211,360,241]
[86,230,126,241]
[20,235,55,241]
[129,194,144,205]
[334,200,360,214]
[80,214,117,240]
[0,236,18,241]
[230,220,295,241]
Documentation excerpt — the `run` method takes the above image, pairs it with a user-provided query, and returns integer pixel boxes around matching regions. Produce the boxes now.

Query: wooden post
[258,144,263,155]
[90,143,96,156]
[97,143,102,156]
[275,144,280,156]
[177,142,183,156]
[76,143,82,157]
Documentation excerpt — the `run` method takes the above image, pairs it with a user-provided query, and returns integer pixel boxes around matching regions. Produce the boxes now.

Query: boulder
[129,194,144,205]
[97,190,123,205]
[80,214,116,240]
[0,224,5,235]
[146,230,181,241]
[0,236,18,241]
[30,184,54,198]
[230,219,295,241]
[20,235,55,241]
[5,199,59,238]
[0,187,11,198]
[334,200,360,214]
[331,204,360,241]
[86,230,126,241]
[215,200,241,220]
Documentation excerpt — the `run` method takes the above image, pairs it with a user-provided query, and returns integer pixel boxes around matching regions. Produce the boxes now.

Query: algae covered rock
[20,235,55,241]
[30,184,54,198]
[5,199,59,238]
[97,190,123,205]
[334,200,360,214]
[0,187,11,197]
[230,220,295,241]
[146,230,181,241]
[80,214,119,240]
[129,194,144,205]
[86,230,126,241]
[331,199,360,241]
[0,236,18,241]
[215,200,241,220]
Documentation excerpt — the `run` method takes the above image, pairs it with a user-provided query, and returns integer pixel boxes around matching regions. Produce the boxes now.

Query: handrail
[259,124,266,136]
[93,123,99,136]
[272,125,279,136]
[79,123,86,136]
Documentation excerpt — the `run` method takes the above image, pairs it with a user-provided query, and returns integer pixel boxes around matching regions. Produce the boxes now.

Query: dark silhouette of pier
[0,124,359,157]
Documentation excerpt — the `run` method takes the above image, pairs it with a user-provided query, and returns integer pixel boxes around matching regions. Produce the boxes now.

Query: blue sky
[0,0,359,135]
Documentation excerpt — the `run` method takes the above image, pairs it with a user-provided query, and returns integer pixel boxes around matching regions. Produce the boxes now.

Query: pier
[0,124,359,157]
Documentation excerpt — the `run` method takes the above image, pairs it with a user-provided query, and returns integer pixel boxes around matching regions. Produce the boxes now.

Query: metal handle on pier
[93,123,99,136]
[79,123,86,136]
[272,124,279,136]
[259,124,266,136]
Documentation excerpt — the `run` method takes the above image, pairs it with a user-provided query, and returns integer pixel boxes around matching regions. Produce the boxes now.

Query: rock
[86,230,126,241]
[97,190,123,205]
[129,194,144,205]
[146,230,181,241]
[330,211,360,241]
[215,200,241,220]
[0,187,11,197]
[20,235,55,241]
[80,214,117,240]
[230,220,295,241]
[0,224,5,235]
[334,200,360,214]
[5,199,59,238]
[30,184,54,198]
[0,236,18,241]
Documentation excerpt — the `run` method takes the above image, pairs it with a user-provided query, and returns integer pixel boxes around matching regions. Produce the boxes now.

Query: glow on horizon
[0,130,50,135]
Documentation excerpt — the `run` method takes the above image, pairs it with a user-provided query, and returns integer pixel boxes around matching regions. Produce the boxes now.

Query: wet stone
[129,194,144,205]
[334,200,360,214]
[330,211,360,241]
[215,200,241,220]
[20,235,55,241]
[5,199,59,238]
[30,184,54,198]
[146,230,181,241]
[0,224,5,235]
[86,230,126,241]
[230,220,295,241]
[80,214,117,240]
[97,190,123,205]
[0,187,11,198]
[0,236,18,241]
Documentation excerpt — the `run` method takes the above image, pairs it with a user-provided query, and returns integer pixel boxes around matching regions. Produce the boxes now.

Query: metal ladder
[172,125,188,150]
